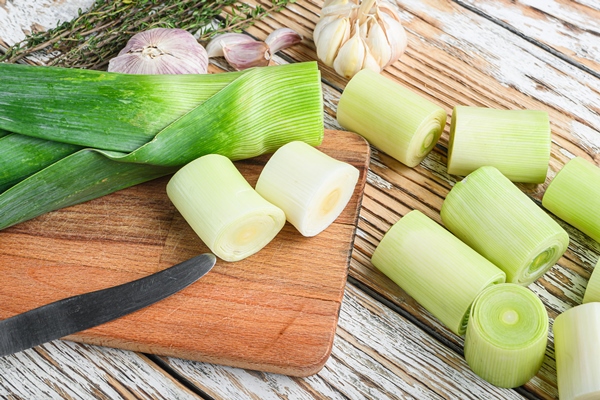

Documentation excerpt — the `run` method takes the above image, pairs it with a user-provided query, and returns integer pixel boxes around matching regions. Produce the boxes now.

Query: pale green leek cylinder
[583,258,600,303]
[255,141,359,237]
[554,302,600,400]
[337,69,447,167]
[166,154,285,262]
[542,157,600,243]
[464,284,548,388]
[441,166,569,285]
[371,210,506,336]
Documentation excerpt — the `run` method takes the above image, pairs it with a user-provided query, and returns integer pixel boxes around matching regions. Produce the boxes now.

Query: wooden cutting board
[0,129,370,377]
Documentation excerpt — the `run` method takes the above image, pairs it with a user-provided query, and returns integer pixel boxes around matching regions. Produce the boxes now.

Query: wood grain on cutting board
[0,129,370,377]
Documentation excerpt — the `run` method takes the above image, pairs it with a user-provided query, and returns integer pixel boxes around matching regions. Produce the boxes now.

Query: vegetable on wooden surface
[167,154,285,262]
[255,141,359,237]
[441,166,569,285]
[542,156,600,243]
[583,258,600,304]
[447,106,551,183]
[554,302,600,400]
[464,284,548,388]
[0,62,324,230]
[337,69,447,167]
[371,210,506,336]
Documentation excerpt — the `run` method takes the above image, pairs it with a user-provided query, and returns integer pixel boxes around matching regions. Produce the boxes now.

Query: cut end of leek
[371,210,505,336]
[543,156,600,244]
[583,258,600,304]
[447,106,551,183]
[167,154,285,262]
[255,141,359,237]
[465,283,548,388]
[554,302,600,400]
[441,166,569,285]
[337,69,446,168]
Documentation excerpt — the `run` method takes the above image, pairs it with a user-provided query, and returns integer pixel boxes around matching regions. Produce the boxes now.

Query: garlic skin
[207,28,302,70]
[108,28,208,75]
[313,0,408,78]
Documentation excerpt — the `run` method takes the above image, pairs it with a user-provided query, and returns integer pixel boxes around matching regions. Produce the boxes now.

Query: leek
[166,154,285,262]
[447,106,550,183]
[371,210,506,336]
[336,69,447,167]
[464,284,548,388]
[441,166,569,285]
[583,258,600,304]
[554,302,600,400]
[255,141,359,237]
[542,156,600,243]
[0,62,324,230]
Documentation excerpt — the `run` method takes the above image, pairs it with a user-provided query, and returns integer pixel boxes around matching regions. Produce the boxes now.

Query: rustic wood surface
[1,0,599,398]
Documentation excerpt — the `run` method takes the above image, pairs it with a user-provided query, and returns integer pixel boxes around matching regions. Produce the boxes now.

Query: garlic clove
[377,2,403,22]
[108,28,208,75]
[366,19,392,69]
[222,41,270,70]
[206,33,257,58]
[333,22,366,78]
[265,28,303,55]
[356,0,377,24]
[314,15,339,44]
[316,17,350,66]
[379,10,408,67]
[362,43,383,73]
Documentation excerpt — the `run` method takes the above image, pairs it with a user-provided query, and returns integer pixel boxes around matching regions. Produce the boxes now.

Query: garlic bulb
[314,0,407,78]
[207,28,302,70]
[108,28,208,75]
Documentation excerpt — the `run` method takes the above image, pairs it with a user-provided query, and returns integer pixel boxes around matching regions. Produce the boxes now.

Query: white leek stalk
[371,210,506,335]
[255,141,359,237]
[542,157,600,243]
[554,302,600,400]
[464,284,548,388]
[166,154,285,262]
[583,258,600,303]
[447,106,551,183]
[441,166,569,285]
[337,69,447,167]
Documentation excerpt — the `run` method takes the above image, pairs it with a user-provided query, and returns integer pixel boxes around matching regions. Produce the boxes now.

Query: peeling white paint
[367,170,393,190]
[570,120,600,153]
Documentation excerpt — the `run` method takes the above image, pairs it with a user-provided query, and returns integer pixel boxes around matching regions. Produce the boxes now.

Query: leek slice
[441,166,569,285]
[554,302,600,400]
[583,258,600,303]
[255,141,359,237]
[166,154,285,262]
[371,210,506,336]
[542,157,600,243]
[464,283,548,388]
[447,106,550,183]
[337,69,447,167]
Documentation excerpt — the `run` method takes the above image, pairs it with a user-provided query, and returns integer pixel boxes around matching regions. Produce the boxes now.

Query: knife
[0,253,216,357]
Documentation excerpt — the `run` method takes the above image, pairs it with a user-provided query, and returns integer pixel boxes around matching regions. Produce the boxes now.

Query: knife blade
[0,253,216,357]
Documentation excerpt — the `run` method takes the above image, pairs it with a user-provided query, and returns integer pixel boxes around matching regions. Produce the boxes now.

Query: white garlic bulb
[108,28,208,75]
[313,0,407,78]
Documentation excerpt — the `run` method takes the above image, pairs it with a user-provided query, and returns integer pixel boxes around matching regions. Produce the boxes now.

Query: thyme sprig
[1,0,295,69]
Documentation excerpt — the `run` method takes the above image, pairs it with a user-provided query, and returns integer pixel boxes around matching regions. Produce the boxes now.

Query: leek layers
[464,284,548,388]
[583,258,600,304]
[255,141,359,237]
[337,69,447,167]
[542,157,600,243]
[554,302,600,400]
[447,106,551,183]
[371,210,506,336]
[441,166,569,285]
[166,154,285,262]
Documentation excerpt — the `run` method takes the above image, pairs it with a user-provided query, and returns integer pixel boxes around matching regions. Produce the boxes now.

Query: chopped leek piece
[255,141,359,237]
[166,154,285,262]
[441,166,569,285]
[542,156,600,243]
[447,106,550,183]
[554,302,600,400]
[583,258,600,304]
[337,69,447,167]
[464,284,548,388]
[371,210,506,336]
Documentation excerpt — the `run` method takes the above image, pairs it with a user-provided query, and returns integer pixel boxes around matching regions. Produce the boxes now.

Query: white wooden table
[1,0,599,398]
